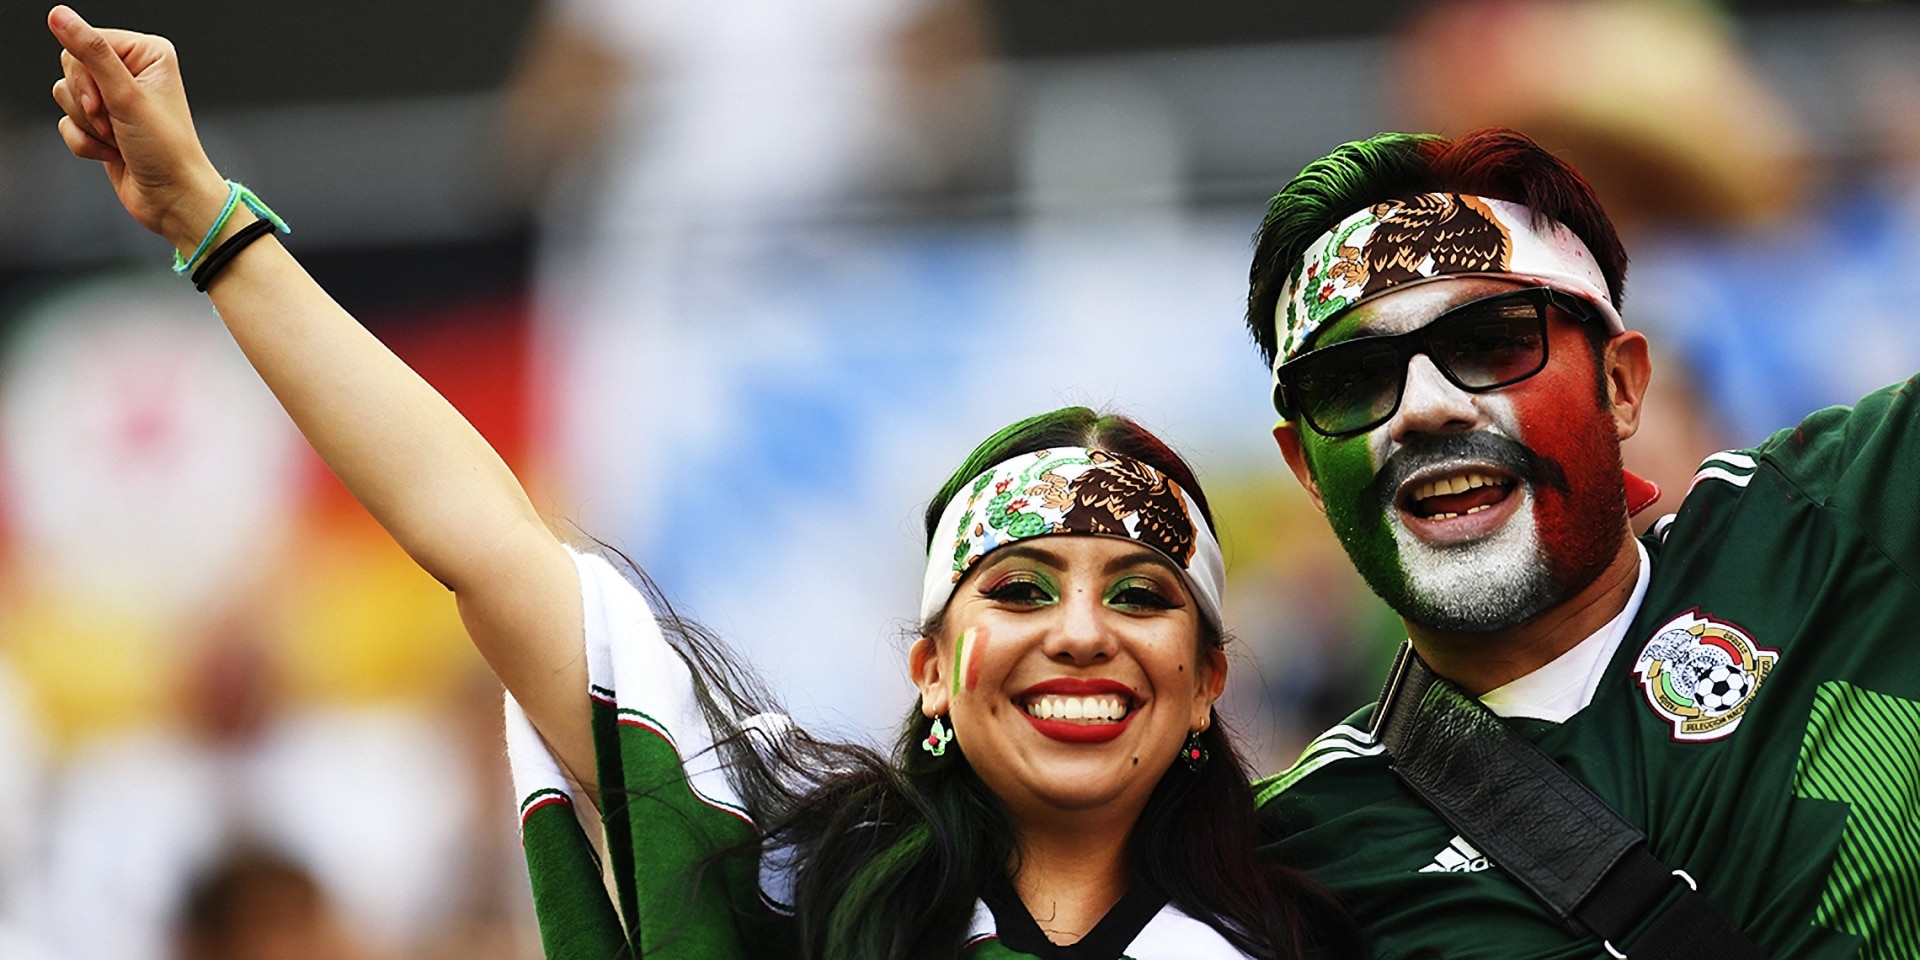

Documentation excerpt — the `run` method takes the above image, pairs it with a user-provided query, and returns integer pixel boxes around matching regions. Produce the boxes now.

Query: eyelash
[980,572,1181,611]
[983,575,1056,605]
[1107,579,1178,610]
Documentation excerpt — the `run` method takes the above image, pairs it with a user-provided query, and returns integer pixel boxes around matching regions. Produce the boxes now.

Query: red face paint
[1502,321,1627,591]
[964,625,987,693]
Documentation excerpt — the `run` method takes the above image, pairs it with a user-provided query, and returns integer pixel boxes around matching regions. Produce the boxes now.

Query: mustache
[1361,431,1570,511]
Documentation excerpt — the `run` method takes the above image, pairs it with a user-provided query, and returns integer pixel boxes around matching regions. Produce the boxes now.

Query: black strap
[1372,642,1769,960]
[191,217,278,292]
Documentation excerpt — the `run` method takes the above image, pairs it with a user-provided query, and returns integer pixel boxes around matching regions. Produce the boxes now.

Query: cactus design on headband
[920,447,1226,630]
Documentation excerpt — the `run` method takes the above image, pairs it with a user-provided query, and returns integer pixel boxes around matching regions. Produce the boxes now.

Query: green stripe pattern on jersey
[1254,724,1383,806]
[1795,681,1920,960]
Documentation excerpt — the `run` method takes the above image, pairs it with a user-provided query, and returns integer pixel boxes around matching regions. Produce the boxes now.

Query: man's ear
[1603,331,1653,442]
[1191,646,1229,731]
[1274,421,1326,513]
[909,635,950,717]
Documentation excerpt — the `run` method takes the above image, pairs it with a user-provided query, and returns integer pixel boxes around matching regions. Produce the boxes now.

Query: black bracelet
[191,218,279,292]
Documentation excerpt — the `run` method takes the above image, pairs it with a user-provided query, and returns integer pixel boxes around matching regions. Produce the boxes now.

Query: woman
[45,8,1360,958]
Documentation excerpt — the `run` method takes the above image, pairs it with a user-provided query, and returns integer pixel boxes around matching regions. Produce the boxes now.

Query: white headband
[1273,193,1625,371]
[919,447,1226,629]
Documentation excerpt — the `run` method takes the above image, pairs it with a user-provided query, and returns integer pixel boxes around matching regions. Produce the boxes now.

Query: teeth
[1024,694,1131,723]
[1412,472,1504,502]
[1423,503,1500,522]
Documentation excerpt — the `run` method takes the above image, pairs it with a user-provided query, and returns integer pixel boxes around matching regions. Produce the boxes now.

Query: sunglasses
[1273,287,1596,438]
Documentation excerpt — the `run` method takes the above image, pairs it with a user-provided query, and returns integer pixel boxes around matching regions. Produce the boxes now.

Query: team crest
[1633,610,1778,742]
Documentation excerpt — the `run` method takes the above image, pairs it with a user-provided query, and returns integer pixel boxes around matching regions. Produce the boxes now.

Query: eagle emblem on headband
[1361,194,1511,298]
[947,449,1200,583]
[1039,451,1197,567]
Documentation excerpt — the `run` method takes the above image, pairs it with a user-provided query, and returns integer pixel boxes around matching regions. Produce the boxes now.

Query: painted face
[917,536,1222,824]
[1291,278,1627,632]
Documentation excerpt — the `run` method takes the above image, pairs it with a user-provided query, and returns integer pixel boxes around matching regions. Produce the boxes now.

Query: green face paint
[951,627,972,698]
[1295,311,1411,610]
[1304,428,1410,611]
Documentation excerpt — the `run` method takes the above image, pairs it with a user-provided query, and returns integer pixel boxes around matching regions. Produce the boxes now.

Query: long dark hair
[624,407,1361,959]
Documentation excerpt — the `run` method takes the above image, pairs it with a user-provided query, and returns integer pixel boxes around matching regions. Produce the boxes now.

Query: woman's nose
[1043,589,1117,665]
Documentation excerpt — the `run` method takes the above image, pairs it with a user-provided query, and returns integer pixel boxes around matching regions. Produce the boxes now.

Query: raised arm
[47,6,595,786]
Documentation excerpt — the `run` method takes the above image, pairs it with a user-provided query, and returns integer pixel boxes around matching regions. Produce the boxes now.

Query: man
[1248,129,1920,959]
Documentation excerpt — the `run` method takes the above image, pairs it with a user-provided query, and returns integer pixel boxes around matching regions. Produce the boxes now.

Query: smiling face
[911,535,1224,827]
[1276,277,1635,633]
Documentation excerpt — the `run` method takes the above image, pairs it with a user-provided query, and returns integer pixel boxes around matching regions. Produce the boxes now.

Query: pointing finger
[47,6,138,108]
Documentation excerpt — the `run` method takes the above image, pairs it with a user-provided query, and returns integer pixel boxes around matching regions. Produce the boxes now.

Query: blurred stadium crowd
[3,0,1920,957]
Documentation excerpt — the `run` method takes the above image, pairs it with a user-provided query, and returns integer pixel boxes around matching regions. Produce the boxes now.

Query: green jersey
[1259,374,1920,960]
[508,548,1259,960]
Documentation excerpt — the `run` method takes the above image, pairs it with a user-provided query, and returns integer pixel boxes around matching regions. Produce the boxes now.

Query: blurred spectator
[498,0,994,218]
[37,626,476,960]
[492,0,1001,739]
[0,657,53,960]
[417,668,541,960]
[1393,0,1816,521]
[1396,0,1806,235]
[173,849,365,960]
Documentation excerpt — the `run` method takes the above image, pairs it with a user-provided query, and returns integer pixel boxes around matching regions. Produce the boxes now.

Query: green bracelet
[171,180,291,275]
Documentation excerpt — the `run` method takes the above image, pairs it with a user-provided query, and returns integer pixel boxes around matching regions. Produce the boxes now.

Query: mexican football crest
[1633,610,1778,742]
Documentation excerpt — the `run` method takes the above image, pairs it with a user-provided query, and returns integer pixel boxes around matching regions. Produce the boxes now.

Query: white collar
[1479,539,1650,723]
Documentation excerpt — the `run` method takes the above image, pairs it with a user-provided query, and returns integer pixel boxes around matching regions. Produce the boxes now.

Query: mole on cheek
[1131,757,1139,765]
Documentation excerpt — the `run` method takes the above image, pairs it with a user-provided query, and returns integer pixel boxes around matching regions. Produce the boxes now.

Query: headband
[1273,193,1626,370]
[920,447,1226,629]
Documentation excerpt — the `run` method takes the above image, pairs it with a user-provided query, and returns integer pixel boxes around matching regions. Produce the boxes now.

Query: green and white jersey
[1259,374,1920,960]
[507,548,1258,960]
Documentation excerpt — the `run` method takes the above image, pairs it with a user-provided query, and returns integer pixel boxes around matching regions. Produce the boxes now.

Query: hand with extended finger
[47,5,233,256]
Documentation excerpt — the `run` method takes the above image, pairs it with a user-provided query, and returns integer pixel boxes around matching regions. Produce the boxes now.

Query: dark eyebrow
[976,540,1178,575]
[1102,545,1181,577]
[975,542,1069,573]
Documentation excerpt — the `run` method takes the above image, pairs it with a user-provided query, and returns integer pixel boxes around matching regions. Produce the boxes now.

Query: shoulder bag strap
[1371,641,1769,960]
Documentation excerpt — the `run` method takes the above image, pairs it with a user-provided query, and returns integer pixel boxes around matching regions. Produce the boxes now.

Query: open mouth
[1402,469,1517,520]
[1016,680,1139,743]
[1395,467,1522,543]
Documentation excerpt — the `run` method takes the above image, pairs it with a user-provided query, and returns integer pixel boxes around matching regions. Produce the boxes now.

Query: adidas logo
[1419,836,1491,874]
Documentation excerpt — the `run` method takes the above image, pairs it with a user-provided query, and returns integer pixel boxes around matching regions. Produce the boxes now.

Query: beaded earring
[922,715,954,757]
[1181,730,1209,770]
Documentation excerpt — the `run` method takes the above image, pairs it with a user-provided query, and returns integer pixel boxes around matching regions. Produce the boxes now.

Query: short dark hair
[1246,128,1628,367]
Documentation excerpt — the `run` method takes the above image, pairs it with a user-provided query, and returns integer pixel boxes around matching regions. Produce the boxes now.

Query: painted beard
[1319,423,1627,634]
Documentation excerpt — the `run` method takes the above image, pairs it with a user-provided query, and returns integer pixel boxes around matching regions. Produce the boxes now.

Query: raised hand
[47,5,231,254]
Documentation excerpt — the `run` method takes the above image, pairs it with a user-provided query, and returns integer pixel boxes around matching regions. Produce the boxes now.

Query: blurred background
[4,0,1920,956]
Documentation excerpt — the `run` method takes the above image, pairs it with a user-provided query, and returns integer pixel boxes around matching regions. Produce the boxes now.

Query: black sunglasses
[1273,287,1596,438]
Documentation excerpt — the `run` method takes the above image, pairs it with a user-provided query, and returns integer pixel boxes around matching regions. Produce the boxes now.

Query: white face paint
[1392,483,1554,630]
[1370,350,1558,631]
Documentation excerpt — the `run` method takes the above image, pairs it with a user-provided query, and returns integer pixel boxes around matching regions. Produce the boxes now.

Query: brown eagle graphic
[1051,451,1197,567]
[1360,194,1511,298]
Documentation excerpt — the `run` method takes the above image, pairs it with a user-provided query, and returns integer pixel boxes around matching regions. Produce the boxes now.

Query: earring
[1181,730,1208,770]
[923,715,954,757]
